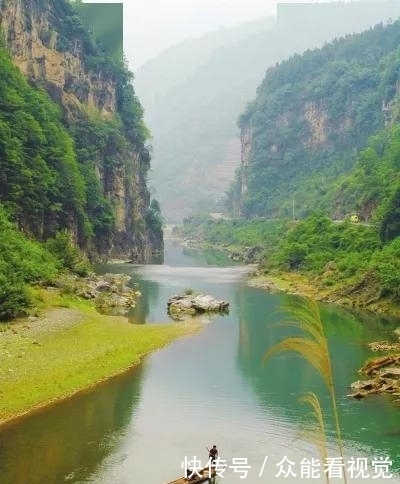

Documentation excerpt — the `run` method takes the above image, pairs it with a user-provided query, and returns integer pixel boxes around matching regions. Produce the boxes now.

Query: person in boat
[208,445,218,465]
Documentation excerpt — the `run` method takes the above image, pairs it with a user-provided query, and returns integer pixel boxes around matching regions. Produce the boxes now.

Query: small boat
[165,466,217,484]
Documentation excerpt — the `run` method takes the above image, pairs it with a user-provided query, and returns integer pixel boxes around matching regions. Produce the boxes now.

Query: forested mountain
[136,1,400,222]
[0,0,162,318]
[0,0,162,261]
[232,19,400,220]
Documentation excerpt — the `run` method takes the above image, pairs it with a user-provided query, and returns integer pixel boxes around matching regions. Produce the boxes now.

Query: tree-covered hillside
[0,45,87,241]
[137,2,400,222]
[233,20,400,219]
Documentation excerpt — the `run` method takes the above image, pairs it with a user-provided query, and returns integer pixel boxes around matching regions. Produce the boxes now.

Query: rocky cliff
[0,0,116,114]
[0,0,163,262]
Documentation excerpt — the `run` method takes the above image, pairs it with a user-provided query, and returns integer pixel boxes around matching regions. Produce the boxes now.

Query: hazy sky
[82,0,337,68]
[124,0,276,68]
[81,0,270,68]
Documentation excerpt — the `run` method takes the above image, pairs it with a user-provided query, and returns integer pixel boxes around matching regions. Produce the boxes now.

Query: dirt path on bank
[0,307,85,343]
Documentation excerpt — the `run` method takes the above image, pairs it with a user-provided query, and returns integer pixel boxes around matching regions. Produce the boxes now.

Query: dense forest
[0,0,162,318]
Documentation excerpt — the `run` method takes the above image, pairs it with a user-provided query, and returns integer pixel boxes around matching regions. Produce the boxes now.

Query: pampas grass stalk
[264,296,347,484]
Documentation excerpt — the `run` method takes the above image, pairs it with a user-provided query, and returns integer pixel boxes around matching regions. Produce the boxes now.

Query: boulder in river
[167,293,229,320]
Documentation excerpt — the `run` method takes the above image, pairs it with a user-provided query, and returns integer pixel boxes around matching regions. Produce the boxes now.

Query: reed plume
[298,391,329,484]
[264,296,347,484]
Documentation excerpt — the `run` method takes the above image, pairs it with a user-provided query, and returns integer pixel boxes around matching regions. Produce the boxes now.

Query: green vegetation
[0,0,162,317]
[45,231,91,277]
[0,45,86,239]
[233,20,400,219]
[274,214,380,274]
[0,208,58,320]
[333,123,400,225]
[0,295,200,423]
[178,209,400,307]
[180,215,287,249]
[0,207,95,320]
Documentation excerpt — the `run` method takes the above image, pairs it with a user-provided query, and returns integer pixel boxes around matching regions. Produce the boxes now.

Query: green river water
[0,239,400,483]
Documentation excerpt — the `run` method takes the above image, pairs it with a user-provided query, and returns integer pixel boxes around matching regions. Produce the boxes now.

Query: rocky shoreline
[249,272,400,404]
[247,271,400,401]
[349,345,400,400]
[54,272,140,315]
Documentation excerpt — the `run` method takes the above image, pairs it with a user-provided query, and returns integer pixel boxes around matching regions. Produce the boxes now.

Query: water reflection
[235,287,400,470]
[127,275,160,325]
[0,365,146,484]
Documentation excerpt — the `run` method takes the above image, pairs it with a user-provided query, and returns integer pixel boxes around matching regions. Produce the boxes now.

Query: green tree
[380,186,400,243]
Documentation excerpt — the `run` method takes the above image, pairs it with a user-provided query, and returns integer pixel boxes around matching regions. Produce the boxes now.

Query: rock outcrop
[56,273,140,315]
[167,294,229,320]
[348,344,400,400]
[0,0,115,115]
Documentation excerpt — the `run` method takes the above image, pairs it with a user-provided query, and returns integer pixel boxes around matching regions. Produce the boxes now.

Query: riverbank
[175,214,400,319]
[248,270,400,401]
[0,289,201,427]
[247,269,400,319]
[178,232,400,318]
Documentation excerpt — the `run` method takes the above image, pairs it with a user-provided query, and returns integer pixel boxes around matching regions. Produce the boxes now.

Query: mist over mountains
[136,1,400,222]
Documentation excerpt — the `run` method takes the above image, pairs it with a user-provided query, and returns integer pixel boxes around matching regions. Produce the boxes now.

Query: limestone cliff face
[0,0,116,115]
[237,124,252,217]
[236,91,367,217]
[0,0,163,262]
[234,26,396,218]
[303,102,328,149]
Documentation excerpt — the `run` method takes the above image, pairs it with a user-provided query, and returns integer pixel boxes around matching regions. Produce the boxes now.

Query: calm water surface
[1,240,400,483]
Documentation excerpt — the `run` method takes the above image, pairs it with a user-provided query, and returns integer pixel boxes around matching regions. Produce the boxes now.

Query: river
[0,239,399,483]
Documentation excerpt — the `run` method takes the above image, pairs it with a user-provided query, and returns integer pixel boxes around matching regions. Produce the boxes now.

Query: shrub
[45,231,91,276]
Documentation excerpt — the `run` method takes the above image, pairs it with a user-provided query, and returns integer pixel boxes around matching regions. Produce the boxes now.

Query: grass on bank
[0,294,200,424]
